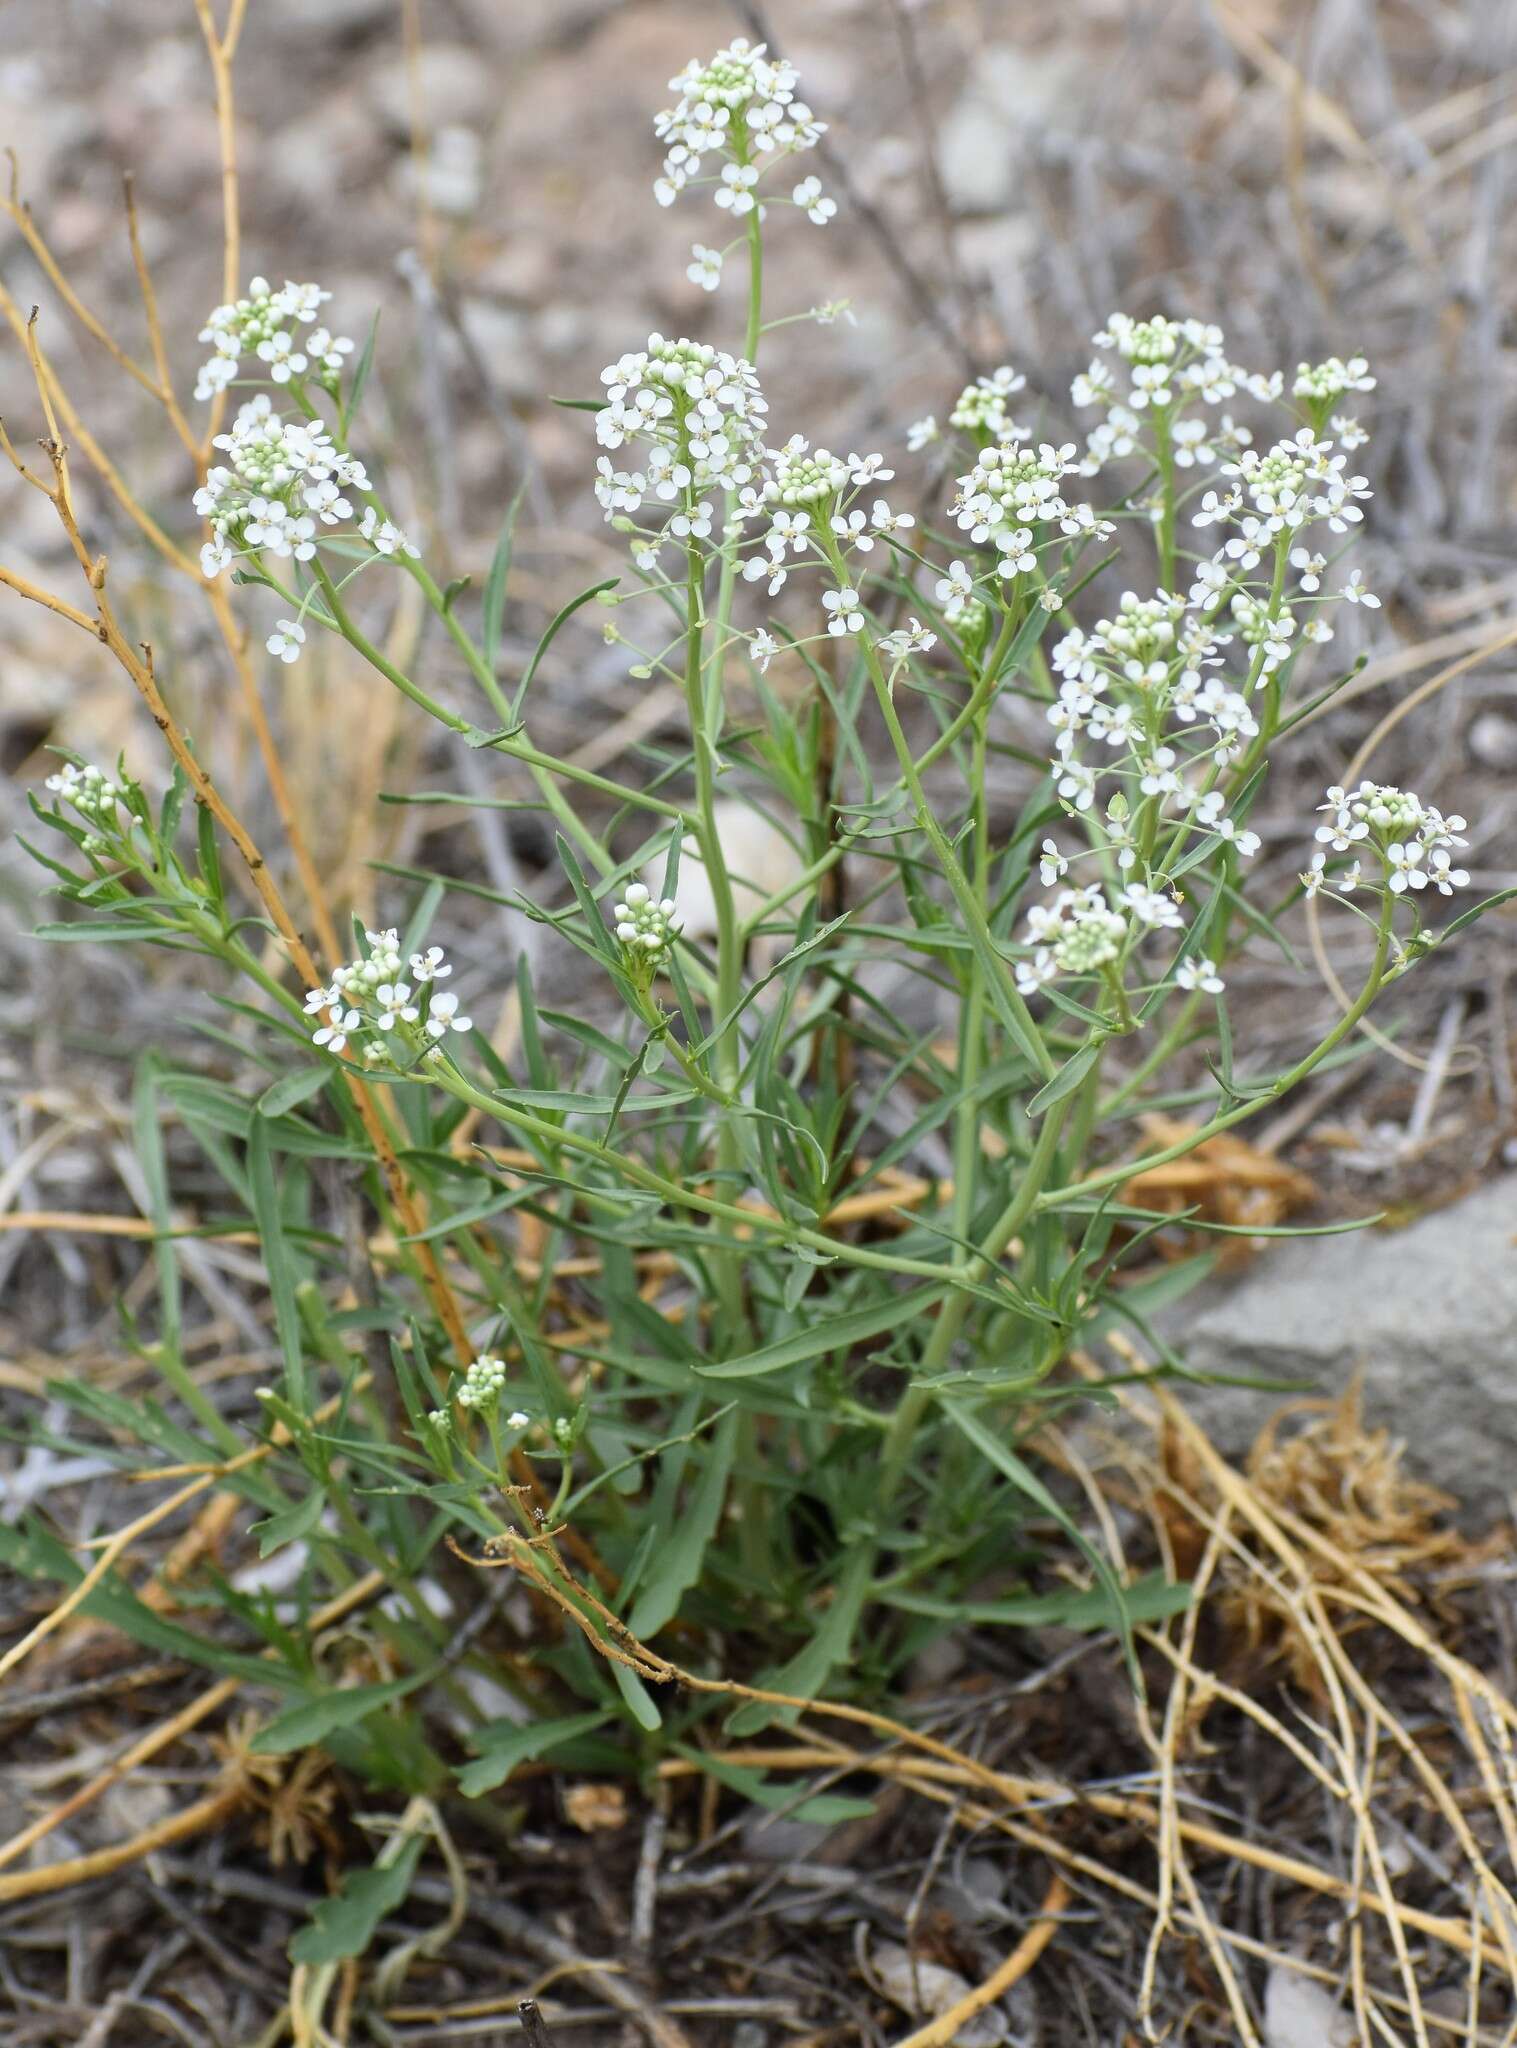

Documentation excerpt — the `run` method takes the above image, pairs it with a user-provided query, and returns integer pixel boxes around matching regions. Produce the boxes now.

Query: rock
[365,45,498,137]
[938,44,1085,215]
[1167,1174,1517,1507]
[1468,708,1517,771]
[1264,1963,1356,2048]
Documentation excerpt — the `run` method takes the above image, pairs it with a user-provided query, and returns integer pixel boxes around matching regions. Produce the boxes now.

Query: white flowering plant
[5,25,1510,1923]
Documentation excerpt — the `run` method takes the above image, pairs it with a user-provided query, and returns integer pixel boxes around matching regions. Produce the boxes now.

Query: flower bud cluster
[45,761,124,824]
[950,441,1099,576]
[1017,886,1130,993]
[948,365,1028,444]
[1293,355,1376,407]
[195,274,354,402]
[613,882,682,967]
[653,39,823,211]
[457,1355,507,1411]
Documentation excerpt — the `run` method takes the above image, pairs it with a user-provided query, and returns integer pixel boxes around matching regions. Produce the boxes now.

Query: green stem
[312,560,618,871]
[878,1096,1073,1503]
[423,1054,958,1284]
[1038,887,1397,1211]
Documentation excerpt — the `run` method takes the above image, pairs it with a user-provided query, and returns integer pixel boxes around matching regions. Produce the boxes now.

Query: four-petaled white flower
[1339,569,1380,607]
[425,991,473,1038]
[822,585,865,636]
[1176,957,1225,993]
[750,628,778,672]
[792,174,836,224]
[267,619,306,664]
[934,559,974,621]
[1039,840,1068,887]
[906,415,938,451]
[687,244,724,291]
[376,982,419,1030]
[313,1005,360,1055]
[715,163,760,213]
[1386,842,1426,894]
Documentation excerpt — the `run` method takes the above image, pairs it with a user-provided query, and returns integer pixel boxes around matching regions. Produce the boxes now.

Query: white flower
[906,415,938,451]
[1331,412,1369,451]
[750,628,779,672]
[822,585,865,636]
[715,162,759,213]
[878,617,937,660]
[312,1005,360,1055]
[687,243,724,291]
[359,506,419,557]
[410,946,451,983]
[266,619,306,664]
[1122,883,1184,930]
[792,174,836,224]
[934,559,974,621]
[1176,956,1225,993]
[1039,840,1068,887]
[871,499,914,538]
[425,991,473,1037]
[375,982,419,1029]
[1426,848,1469,895]
[506,1410,530,1430]
[830,508,873,551]
[1290,547,1325,592]
[1386,842,1426,894]
[1339,569,1380,608]
[847,451,894,485]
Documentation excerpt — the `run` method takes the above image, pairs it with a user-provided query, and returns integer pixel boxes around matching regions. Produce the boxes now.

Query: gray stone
[1165,1174,1517,1509]
[1468,709,1517,772]
[938,45,1085,214]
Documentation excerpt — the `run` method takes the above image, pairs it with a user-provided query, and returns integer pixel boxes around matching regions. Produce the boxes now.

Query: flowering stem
[836,542,1056,1085]
[310,558,619,871]
[1036,885,1397,1210]
[877,1096,1074,1503]
[1154,409,1177,591]
[681,542,748,1346]
[743,207,763,364]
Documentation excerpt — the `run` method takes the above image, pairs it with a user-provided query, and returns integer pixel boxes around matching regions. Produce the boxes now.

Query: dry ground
[1,1,1516,2041]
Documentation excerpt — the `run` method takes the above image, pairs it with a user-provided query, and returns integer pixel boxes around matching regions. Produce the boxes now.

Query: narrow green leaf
[247,1119,305,1408]
[626,1407,738,1637]
[456,1709,612,1797]
[253,1671,430,1754]
[288,1835,423,1966]
[698,1282,951,1380]
[257,1068,331,1118]
[510,577,619,719]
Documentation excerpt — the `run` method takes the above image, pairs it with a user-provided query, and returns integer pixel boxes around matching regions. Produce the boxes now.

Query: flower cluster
[948,365,1028,444]
[193,394,370,581]
[613,882,682,974]
[653,38,824,213]
[194,274,354,403]
[1308,784,1471,899]
[950,440,1103,580]
[594,335,767,551]
[45,761,124,824]
[305,930,472,1063]
[732,437,912,636]
[1016,885,1130,993]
